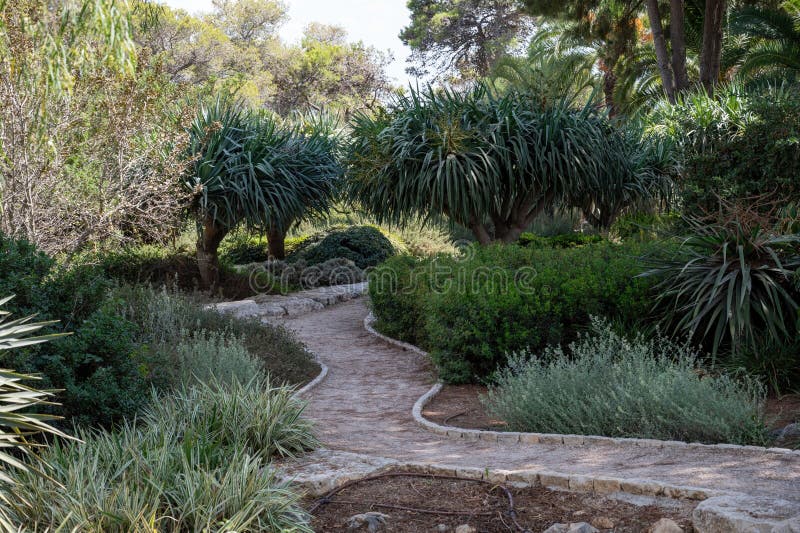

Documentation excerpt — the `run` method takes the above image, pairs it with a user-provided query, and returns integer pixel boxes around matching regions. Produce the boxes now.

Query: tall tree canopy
[400,0,533,79]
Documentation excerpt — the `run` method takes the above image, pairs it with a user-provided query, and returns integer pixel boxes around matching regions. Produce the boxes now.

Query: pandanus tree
[185,99,341,287]
[346,83,673,243]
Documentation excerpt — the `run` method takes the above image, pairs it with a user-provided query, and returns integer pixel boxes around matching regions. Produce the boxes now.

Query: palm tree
[184,99,341,286]
[731,0,800,85]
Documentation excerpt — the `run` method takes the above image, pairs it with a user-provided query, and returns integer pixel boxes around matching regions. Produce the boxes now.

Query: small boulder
[776,423,800,446]
[436,525,449,532]
[346,512,390,532]
[647,518,684,533]
[543,523,600,533]
[454,526,477,533]
[591,516,615,529]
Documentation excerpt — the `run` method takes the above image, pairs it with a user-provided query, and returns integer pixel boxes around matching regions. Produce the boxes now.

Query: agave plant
[643,212,800,360]
[185,98,341,286]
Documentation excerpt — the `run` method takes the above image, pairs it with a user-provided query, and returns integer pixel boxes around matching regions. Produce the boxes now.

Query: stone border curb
[282,449,800,532]
[364,312,800,459]
[295,360,328,397]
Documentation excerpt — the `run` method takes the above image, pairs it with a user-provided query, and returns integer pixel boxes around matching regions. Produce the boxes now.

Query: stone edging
[295,359,328,397]
[279,449,800,533]
[364,312,800,459]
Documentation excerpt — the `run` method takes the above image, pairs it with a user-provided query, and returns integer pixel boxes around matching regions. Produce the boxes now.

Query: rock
[693,495,800,533]
[776,423,800,446]
[543,523,599,533]
[346,512,390,532]
[436,525,449,532]
[454,526,477,533]
[591,516,615,529]
[647,518,683,533]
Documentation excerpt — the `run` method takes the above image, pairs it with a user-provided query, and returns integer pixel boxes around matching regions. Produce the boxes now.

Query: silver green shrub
[4,381,315,531]
[483,318,768,445]
[173,331,264,387]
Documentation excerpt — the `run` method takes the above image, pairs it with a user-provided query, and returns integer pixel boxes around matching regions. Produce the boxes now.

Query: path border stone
[364,312,800,459]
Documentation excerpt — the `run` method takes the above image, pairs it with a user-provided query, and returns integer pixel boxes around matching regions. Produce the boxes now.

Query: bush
[518,232,603,248]
[484,319,768,445]
[292,225,396,269]
[0,235,145,427]
[648,84,800,214]
[370,242,661,382]
[5,381,315,531]
[172,331,264,388]
[112,286,320,388]
[219,232,270,264]
[250,258,365,291]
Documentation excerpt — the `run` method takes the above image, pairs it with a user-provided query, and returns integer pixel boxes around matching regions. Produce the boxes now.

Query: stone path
[270,298,800,510]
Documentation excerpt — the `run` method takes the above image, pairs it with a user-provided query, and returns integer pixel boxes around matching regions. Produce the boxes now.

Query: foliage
[185,97,341,285]
[642,209,800,362]
[518,232,603,248]
[0,0,185,255]
[111,286,319,388]
[400,0,533,78]
[347,84,672,244]
[370,242,660,382]
[220,233,271,264]
[611,212,682,241]
[172,331,264,388]
[731,0,800,85]
[135,3,391,115]
[0,297,70,476]
[4,381,315,531]
[484,319,768,445]
[292,225,396,269]
[646,83,800,213]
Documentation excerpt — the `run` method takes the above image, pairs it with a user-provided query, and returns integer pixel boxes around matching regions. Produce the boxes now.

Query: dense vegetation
[1,0,799,528]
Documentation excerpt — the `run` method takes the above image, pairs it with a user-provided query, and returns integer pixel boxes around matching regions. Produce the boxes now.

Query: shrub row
[0,235,318,428]
[369,241,663,383]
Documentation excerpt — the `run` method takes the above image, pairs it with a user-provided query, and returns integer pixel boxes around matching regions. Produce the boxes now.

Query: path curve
[271,298,800,507]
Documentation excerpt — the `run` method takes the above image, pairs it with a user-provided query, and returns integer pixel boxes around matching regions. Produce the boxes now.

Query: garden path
[270,298,800,504]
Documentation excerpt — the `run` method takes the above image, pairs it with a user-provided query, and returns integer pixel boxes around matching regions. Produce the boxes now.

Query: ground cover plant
[484,318,768,445]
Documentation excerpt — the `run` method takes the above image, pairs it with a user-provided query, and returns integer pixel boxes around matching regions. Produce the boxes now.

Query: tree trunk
[700,0,726,93]
[646,0,676,103]
[197,218,228,289]
[468,216,493,245]
[602,65,617,116]
[267,225,287,259]
[670,0,690,92]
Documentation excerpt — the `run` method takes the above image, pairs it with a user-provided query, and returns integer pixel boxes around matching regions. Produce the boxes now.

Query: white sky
[160,0,414,86]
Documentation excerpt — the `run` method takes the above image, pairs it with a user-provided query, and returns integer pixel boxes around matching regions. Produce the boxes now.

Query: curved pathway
[272,298,800,506]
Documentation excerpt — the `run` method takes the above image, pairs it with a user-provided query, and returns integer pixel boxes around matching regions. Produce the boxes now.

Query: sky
[160,0,414,86]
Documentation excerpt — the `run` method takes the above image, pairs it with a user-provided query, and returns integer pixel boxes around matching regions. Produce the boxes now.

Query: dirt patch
[309,472,695,532]
[425,386,800,436]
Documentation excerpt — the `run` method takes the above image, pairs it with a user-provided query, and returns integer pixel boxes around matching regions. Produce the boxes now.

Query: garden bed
[308,471,696,532]
[424,386,800,439]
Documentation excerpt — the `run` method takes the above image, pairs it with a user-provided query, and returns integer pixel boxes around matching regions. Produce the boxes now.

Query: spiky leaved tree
[185,99,341,287]
[346,84,671,243]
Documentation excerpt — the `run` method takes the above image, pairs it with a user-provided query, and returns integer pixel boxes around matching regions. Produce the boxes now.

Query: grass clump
[484,319,768,445]
[5,380,316,531]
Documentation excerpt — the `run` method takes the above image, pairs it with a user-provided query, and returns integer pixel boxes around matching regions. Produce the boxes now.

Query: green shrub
[250,257,365,291]
[173,331,264,388]
[371,242,661,382]
[611,212,682,241]
[6,381,315,531]
[648,84,800,214]
[219,232,270,264]
[112,286,319,388]
[518,232,603,248]
[484,319,768,445]
[292,225,396,269]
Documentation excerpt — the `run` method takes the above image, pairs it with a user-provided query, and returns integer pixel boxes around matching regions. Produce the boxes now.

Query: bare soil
[424,385,800,435]
[309,472,696,532]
